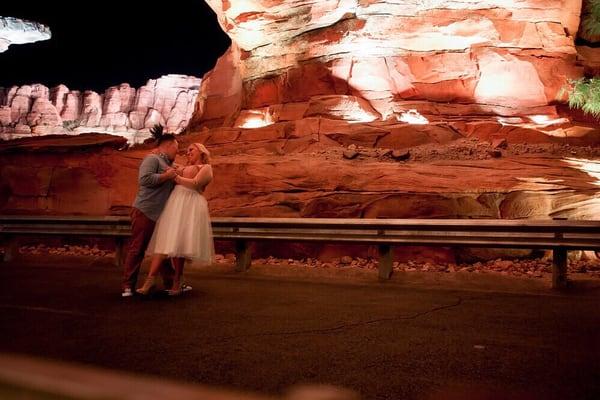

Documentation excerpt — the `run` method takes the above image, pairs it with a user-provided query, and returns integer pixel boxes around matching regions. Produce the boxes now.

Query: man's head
[157,134,178,161]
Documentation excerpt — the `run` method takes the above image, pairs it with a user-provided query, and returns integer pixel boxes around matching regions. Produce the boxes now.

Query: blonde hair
[191,143,211,165]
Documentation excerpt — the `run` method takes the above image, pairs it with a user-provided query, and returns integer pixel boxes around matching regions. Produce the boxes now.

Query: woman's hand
[170,162,184,176]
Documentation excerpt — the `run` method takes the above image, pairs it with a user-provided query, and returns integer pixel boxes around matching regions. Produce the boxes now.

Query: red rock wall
[191,0,584,129]
[2,132,598,220]
[2,131,598,261]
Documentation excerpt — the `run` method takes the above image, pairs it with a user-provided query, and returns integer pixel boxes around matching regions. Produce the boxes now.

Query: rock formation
[2,130,599,219]
[191,0,585,129]
[1,1,599,262]
[1,132,599,262]
[0,17,51,53]
[0,74,201,143]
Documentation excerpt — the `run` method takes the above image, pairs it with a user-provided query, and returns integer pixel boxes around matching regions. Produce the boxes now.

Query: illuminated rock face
[0,75,201,142]
[1,133,599,222]
[191,0,584,128]
[1,3,597,264]
[180,0,600,235]
[0,17,51,53]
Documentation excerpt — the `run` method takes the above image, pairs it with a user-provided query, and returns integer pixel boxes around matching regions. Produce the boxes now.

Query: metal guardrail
[1,215,600,289]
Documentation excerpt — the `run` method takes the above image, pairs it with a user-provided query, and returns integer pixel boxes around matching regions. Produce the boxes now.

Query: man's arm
[138,156,176,187]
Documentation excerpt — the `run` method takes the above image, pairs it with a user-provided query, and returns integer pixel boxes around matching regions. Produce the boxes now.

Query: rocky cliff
[0,74,201,143]
[0,17,50,53]
[191,0,585,129]
[1,1,599,262]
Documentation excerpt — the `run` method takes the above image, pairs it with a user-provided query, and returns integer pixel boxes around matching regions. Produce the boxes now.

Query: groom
[121,132,185,297]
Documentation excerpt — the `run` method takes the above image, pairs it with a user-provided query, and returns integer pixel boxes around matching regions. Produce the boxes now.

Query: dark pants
[122,208,173,290]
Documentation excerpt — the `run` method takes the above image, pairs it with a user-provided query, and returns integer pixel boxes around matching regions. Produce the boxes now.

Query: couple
[121,129,214,297]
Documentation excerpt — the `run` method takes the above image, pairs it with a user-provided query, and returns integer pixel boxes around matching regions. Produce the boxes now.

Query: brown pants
[122,208,173,290]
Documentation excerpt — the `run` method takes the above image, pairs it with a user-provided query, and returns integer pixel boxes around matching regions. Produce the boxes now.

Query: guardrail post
[378,244,393,280]
[2,238,18,263]
[235,240,251,272]
[552,247,568,289]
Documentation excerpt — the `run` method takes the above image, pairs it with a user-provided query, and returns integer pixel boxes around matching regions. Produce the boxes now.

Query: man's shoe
[121,288,133,298]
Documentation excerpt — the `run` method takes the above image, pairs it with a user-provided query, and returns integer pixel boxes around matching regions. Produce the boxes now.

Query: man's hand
[160,168,178,181]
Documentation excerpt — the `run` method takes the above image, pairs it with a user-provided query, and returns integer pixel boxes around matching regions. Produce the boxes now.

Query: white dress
[146,165,215,264]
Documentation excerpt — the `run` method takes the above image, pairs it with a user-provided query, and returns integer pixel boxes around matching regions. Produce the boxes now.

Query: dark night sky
[0,1,231,92]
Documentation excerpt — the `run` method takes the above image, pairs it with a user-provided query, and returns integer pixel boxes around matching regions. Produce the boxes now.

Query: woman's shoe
[136,276,157,295]
[181,283,193,293]
[167,282,182,296]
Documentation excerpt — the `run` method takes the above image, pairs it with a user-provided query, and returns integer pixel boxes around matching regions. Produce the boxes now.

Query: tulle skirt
[147,185,214,264]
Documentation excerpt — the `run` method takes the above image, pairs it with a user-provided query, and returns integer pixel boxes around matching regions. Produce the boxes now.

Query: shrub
[581,0,600,40]
[561,77,600,117]
[62,119,81,131]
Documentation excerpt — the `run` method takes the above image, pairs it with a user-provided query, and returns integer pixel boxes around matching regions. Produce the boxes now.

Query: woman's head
[186,143,211,165]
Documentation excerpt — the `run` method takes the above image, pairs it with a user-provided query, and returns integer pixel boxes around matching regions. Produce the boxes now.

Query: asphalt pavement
[0,260,598,400]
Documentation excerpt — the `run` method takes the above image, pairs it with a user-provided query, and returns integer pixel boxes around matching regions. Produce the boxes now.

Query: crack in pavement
[207,296,463,344]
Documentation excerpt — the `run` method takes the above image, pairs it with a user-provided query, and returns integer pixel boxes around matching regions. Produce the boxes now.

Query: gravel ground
[220,254,600,279]
[8,244,599,280]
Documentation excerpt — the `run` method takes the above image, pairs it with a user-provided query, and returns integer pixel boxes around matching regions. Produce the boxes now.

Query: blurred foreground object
[0,353,360,400]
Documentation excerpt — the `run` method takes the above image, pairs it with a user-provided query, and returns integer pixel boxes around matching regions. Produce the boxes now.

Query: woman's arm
[175,165,213,190]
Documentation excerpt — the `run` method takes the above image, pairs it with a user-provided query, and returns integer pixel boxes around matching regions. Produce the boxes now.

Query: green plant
[581,0,600,39]
[62,119,81,131]
[561,77,600,117]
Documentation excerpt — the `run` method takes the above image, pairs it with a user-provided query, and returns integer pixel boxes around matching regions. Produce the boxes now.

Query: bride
[137,143,215,296]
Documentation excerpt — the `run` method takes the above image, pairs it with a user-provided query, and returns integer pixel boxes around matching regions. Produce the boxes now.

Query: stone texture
[0,75,201,143]
[27,98,61,128]
[577,45,600,76]
[191,0,584,129]
[0,136,596,246]
[0,17,50,53]
[50,85,70,117]
[2,129,598,218]
[1,123,599,261]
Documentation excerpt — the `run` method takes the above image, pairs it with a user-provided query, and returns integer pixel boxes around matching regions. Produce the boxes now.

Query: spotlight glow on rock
[397,110,429,125]
[529,115,569,126]
[0,17,51,53]
[565,158,600,187]
[235,109,274,128]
